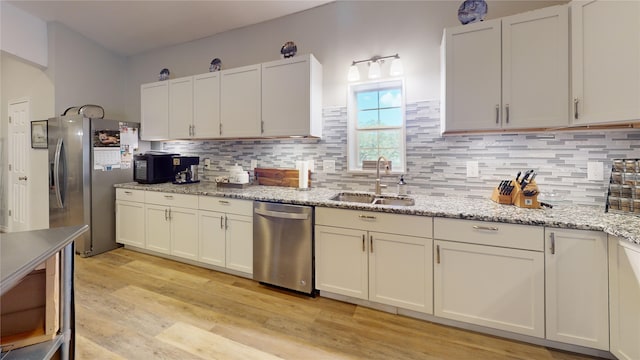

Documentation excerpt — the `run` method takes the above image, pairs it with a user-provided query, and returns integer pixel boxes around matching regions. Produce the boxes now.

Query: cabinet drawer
[198,196,253,215]
[145,191,198,208]
[434,218,543,251]
[116,188,145,202]
[316,207,432,238]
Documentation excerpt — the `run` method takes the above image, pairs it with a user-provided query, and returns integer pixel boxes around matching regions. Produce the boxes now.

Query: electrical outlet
[587,161,603,181]
[466,161,479,178]
[250,159,258,170]
[204,158,211,170]
[323,160,335,173]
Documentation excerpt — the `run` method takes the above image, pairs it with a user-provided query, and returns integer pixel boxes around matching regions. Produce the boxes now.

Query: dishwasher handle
[254,207,310,220]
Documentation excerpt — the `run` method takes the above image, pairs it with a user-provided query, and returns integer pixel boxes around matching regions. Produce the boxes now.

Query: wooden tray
[254,168,311,188]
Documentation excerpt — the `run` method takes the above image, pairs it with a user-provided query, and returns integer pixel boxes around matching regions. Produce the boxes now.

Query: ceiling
[8,0,334,57]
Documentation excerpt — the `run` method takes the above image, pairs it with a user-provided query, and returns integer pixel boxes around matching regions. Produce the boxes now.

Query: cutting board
[254,168,311,188]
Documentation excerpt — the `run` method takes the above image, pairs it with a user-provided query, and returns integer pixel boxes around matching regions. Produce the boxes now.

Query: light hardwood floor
[75,248,603,360]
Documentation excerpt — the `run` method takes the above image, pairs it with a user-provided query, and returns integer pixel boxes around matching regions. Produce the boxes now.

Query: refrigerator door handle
[54,138,65,208]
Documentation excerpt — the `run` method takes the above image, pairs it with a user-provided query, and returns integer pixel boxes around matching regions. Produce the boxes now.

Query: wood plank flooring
[75,248,603,360]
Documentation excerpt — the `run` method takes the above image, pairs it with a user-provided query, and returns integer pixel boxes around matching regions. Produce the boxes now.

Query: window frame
[347,78,406,174]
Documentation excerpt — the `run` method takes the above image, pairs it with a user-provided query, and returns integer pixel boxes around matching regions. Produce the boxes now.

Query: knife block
[490,181,515,205]
[512,180,540,209]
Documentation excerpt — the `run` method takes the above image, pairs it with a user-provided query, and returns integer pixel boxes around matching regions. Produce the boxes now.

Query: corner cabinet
[441,5,569,133]
[315,208,433,314]
[115,189,146,248]
[261,54,322,137]
[220,64,262,138]
[140,81,169,140]
[570,0,640,125]
[544,229,609,350]
[609,237,640,360]
[433,218,545,338]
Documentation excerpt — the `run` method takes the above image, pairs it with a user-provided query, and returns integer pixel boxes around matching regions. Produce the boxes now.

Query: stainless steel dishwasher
[253,201,314,295]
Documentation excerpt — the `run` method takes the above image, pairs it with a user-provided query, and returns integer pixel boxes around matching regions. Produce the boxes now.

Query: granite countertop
[115,182,640,246]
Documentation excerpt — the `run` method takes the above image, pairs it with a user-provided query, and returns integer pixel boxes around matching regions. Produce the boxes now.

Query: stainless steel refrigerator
[48,105,139,257]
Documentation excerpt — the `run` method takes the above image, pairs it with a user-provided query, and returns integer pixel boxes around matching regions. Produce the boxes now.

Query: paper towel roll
[299,161,309,189]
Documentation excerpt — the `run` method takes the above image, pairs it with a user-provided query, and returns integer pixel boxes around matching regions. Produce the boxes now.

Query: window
[347,79,405,173]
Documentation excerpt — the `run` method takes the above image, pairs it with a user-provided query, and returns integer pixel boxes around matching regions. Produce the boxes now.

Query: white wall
[48,22,128,119]
[125,1,566,122]
[0,52,55,230]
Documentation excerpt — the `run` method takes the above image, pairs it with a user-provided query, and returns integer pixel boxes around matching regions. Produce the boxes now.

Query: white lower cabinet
[115,189,145,248]
[144,192,199,259]
[315,208,433,314]
[433,218,545,338]
[198,197,253,275]
[544,228,609,350]
[609,236,640,360]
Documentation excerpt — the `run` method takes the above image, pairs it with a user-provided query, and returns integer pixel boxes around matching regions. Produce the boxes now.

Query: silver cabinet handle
[164,208,168,221]
[124,191,133,195]
[370,235,373,253]
[254,207,309,220]
[358,214,376,220]
[219,123,222,136]
[164,195,174,199]
[220,215,224,229]
[436,245,441,264]
[574,98,579,120]
[261,120,265,134]
[495,104,500,124]
[225,215,228,229]
[550,232,556,255]
[505,104,510,124]
[218,200,230,204]
[168,208,172,220]
[18,176,28,181]
[362,234,365,252]
[472,225,499,231]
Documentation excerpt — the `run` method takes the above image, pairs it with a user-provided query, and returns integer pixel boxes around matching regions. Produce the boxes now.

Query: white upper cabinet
[442,5,569,133]
[571,0,640,125]
[220,64,262,138]
[168,76,194,139]
[193,72,221,138]
[140,81,169,140]
[261,54,323,137]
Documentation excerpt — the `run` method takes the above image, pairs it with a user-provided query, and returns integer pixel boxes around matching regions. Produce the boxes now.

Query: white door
[224,213,253,274]
[169,206,198,260]
[193,72,221,138]
[145,204,171,254]
[198,210,227,267]
[8,100,31,232]
[220,64,261,138]
[168,76,194,139]
[115,200,145,248]
[140,81,169,140]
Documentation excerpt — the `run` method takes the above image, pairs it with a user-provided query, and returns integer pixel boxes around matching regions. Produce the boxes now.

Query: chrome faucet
[375,156,390,195]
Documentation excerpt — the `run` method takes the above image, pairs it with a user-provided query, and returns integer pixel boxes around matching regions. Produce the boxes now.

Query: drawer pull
[472,225,498,231]
[124,191,132,195]
[358,215,376,220]
[164,195,174,199]
[218,200,230,204]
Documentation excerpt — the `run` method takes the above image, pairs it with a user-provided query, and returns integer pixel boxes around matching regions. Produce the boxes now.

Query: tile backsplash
[160,100,640,207]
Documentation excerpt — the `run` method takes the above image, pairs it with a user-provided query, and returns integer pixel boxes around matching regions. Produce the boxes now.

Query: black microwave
[133,152,178,184]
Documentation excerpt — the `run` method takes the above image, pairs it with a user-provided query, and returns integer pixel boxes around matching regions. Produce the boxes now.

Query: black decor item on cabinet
[458,0,488,25]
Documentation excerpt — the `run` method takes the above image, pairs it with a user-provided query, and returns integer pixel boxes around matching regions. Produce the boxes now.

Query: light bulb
[368,61,381,79]
[348,64,360,81]
[389,57,404,76]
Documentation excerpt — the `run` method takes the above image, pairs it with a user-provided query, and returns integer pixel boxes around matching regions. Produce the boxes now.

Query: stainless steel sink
[329,193,376,203]
[372,197,415,206]
[330,192,414,206]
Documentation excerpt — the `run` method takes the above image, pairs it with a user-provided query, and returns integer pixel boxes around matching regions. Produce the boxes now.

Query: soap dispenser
[397,175,407,196]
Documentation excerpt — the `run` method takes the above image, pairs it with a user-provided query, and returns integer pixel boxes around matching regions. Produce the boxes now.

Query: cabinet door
[145,204,171,254]
[225,213,253,274]
[220,65,261,138]
[442,18,501,132]
[193,72,221,138]
[115,200,145,248]
[571,0,640,125]
[170,207,198,260]
[198,210,226,267]
[315,225,368,300]
[434,240,544,337]
[545,229,608,350]
[140,81,169,140]
[261,55,312,137]
[369,232,432,314]
[502,5,568,129]
[609,237,640,360]
[169,77,194,139]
